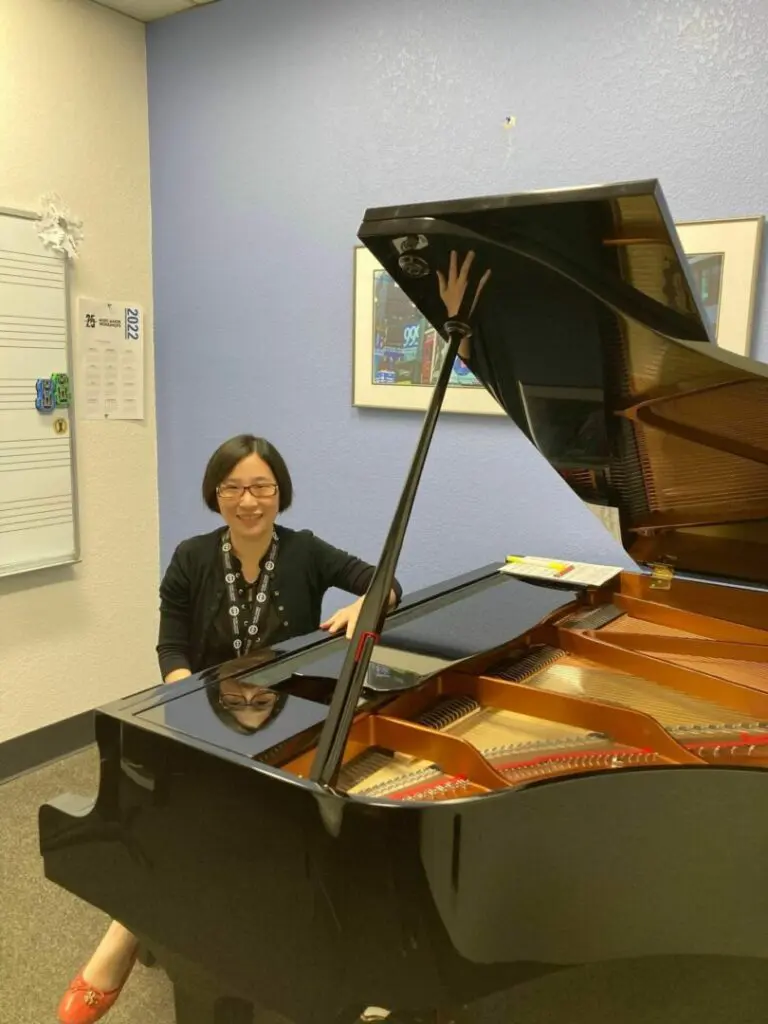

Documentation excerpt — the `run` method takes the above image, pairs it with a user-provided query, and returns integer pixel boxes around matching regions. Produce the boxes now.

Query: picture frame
[352,215,764,414]
[675,216,764,358]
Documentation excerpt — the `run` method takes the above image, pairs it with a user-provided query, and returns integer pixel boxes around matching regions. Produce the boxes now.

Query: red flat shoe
[57,955,136,1024]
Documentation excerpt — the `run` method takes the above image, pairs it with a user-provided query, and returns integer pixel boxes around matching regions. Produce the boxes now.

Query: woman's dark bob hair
[202,435,293,514]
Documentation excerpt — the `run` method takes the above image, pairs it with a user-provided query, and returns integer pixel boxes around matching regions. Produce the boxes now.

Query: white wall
[0,0,158,743]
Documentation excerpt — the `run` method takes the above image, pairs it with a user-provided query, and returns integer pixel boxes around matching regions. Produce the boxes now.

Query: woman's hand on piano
[436,250,491,319]
[321,590,398,639]
[321,597,365,639]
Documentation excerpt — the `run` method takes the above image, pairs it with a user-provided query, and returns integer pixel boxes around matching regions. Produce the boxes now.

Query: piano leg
[173,986,254,1024]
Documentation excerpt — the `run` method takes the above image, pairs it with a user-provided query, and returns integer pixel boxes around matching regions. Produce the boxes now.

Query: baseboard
[0,709,95,784]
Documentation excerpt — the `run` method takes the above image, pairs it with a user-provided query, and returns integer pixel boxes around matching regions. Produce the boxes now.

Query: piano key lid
[357,179,768,592]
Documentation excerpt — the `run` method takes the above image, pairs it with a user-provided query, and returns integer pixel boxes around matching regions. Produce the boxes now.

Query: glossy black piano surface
[40,180,768,1024]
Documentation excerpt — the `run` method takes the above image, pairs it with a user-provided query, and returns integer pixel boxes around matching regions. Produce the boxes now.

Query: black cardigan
[156,524,402,678]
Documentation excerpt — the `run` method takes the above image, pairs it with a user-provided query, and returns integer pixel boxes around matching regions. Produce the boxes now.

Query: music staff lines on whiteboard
[0,455,70,465]
[0,436,67,446]
[0,326,65,335]
[0,493,72,510]
[0,437,70,472]
[0,378,45,409]
[0,246,61,264]
[0,314,66,349]
[0,511,73,537]
[0,249,62,269]
[0,497,71,514]
[0,497,72,519]
[0,249,65,290]
[0,450,68,462]
[0,314,65,325]
[0,464,71,473]
[0,463,71,473]
[0,315,64,324]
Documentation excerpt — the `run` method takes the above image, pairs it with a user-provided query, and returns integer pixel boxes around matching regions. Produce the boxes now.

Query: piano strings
[329,601,768,803]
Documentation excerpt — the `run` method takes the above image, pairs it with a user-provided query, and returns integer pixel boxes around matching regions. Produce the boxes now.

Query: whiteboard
[0,208,79,578]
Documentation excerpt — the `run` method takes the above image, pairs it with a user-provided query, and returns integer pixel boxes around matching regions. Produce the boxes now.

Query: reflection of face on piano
[215,678,283,733]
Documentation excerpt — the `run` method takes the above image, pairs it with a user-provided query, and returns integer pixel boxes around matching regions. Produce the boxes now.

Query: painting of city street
[369,252,725,390]
[370,266,482,390]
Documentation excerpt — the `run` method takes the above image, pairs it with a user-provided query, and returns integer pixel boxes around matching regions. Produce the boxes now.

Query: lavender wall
[147,0,767,603]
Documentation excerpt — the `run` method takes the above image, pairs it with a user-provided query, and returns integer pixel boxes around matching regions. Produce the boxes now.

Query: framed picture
[352,215,764,414]
[675,216,764,358]
[352,246,502,416]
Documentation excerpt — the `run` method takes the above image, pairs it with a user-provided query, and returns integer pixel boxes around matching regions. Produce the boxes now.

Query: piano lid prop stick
[309,322,469,788]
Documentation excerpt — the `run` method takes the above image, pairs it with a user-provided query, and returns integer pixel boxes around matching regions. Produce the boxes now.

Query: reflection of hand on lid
[436,250,491,362]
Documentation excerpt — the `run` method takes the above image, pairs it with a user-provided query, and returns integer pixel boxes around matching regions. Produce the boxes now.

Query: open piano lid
[358,179,768,591]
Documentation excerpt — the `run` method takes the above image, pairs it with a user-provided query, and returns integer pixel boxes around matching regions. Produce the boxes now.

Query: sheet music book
[499,555,622,588]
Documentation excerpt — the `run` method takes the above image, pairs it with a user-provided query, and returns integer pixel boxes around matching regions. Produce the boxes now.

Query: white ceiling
[93,0,219,22]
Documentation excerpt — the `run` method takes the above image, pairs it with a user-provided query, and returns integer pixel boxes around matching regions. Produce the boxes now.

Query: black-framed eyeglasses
[219,692,276,710]
[216,482,278,501]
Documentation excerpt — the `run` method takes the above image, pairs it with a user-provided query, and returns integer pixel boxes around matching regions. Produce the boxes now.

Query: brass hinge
[649,561,675,590]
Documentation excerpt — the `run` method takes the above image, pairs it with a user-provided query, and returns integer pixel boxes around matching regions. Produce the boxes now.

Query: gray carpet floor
[2,747,768,1023]
[0,748,174,1024]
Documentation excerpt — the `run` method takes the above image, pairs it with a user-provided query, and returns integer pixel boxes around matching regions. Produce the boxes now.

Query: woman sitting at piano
[58,432,402,1024]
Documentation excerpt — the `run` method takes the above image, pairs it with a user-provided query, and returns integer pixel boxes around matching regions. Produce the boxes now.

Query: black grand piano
[40,180,768,1024]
